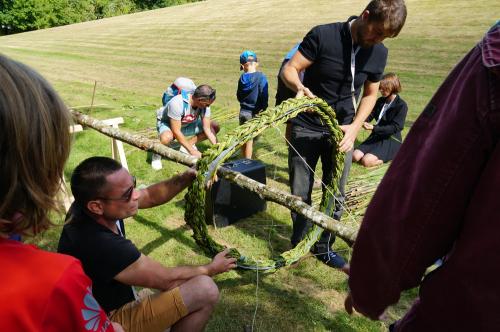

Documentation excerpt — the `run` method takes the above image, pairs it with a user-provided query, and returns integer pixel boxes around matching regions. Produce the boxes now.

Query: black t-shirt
[291,17,388,129]
[57,203,141,313]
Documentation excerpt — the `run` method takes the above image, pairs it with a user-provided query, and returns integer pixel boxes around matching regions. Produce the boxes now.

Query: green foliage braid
[184,97,344,271]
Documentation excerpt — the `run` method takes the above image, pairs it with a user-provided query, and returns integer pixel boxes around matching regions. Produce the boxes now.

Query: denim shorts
[157,118,203,136]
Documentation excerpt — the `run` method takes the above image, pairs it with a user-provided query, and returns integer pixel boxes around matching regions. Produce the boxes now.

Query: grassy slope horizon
[1,0,496,119]
[1,1,498,331]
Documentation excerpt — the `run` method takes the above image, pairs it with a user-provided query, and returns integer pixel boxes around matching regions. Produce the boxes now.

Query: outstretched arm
[138,168,197,209]
[202,116,217,145]
[170,118,200,157]
[114,250,237,291]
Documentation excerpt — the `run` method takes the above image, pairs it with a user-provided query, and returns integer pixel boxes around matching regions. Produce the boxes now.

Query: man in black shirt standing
[281,0,407,273]
[58,156,236,332]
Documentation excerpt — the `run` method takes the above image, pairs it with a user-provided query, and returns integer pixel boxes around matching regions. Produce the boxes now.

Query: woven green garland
[184,97,344,271]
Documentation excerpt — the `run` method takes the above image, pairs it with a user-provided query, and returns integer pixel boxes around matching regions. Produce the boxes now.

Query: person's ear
[361,9,370,20]
[87,200,104,215]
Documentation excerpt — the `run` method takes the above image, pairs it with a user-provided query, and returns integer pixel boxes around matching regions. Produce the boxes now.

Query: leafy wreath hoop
[184,97,344,271]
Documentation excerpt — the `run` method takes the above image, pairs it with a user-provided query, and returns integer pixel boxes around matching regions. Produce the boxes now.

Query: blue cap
[240,50,258,65]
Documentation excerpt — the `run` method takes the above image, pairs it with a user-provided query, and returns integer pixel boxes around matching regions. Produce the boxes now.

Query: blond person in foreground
[0,54,122,332]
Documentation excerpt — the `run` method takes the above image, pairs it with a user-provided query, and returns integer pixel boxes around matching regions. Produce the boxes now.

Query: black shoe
[313,247,346,269]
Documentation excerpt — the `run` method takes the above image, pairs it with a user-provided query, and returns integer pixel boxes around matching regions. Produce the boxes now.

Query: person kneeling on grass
[353,73,408,167]
[157,84,219,160]
[58,156,237,332]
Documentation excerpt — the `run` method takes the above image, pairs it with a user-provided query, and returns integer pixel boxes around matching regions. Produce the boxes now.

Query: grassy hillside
[1,1,498,331]
[1,0,496,118]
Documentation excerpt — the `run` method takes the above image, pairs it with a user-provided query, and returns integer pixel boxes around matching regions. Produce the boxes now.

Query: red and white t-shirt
[0,239,114,332]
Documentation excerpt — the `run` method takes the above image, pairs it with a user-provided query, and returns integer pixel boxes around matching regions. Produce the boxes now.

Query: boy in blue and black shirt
[237,50,268,158]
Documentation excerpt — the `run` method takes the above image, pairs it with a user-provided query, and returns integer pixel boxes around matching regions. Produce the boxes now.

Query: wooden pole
[70,110,359,245]
[89,80,97,114]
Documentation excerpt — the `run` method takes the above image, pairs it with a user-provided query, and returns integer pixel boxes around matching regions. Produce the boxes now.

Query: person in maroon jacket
[346,22,500,331]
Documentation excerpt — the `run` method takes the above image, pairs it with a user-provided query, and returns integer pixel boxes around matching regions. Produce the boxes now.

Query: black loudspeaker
[205,159,266,227]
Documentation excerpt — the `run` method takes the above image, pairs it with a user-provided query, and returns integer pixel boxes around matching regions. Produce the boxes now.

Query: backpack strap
[171,83,180,95]
[181,90,190,119]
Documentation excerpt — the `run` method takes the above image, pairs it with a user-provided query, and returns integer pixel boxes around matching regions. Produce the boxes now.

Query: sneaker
[313,247,346,269]
[151,153,162,170]
[179,144,197,154]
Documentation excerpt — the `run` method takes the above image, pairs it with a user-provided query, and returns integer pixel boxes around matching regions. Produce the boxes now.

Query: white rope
[251,262,260,331]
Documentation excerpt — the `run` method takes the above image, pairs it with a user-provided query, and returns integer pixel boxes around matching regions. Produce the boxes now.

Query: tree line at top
[0,0,202,34]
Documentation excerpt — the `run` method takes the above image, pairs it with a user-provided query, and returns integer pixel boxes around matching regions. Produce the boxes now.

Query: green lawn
[1,0,498,330]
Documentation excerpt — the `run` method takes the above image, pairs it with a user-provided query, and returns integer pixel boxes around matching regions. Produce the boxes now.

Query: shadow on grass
[210,271,380,331]
[171,198,297,267]
[207,210,294,260]
[133,214,200,256]
[254,140,291,186]
[259,162,290,187]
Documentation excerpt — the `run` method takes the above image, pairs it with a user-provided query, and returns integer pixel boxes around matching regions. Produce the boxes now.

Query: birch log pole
[70,110,358,245]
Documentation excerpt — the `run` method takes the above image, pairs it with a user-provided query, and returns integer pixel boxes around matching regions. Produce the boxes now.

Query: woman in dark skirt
[353,73,408,167]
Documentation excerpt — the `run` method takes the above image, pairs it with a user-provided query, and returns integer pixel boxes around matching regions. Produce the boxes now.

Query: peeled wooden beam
[70,110,358,245]
[71,110,195,165]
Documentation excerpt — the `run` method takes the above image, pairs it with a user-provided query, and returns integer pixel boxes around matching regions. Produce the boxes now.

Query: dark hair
[0,54,71,236]
[380,72,402,94]
[193,84,216,100]
[365,0,407,37]
[70,156,123,207]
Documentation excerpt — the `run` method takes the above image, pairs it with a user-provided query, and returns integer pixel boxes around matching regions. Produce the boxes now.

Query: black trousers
[288,124,352,250]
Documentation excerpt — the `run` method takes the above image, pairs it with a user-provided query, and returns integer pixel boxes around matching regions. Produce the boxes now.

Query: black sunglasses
[96,176,136,202]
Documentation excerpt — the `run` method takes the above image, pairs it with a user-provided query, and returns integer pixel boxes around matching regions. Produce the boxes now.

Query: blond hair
[0,54,71,235]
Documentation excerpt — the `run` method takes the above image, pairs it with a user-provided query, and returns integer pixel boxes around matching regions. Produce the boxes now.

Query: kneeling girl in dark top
[353,73,408,167]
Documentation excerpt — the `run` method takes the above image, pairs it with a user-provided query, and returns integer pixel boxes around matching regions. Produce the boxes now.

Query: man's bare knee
[179,275,219,312]
[160,131,174,145]
[195,275,219,305]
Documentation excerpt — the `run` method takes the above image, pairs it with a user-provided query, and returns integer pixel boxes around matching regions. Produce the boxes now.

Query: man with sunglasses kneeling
[157,84,219,160]
[58,156,236,332]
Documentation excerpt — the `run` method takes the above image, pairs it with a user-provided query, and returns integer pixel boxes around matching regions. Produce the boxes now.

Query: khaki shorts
[109,287,188,332]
